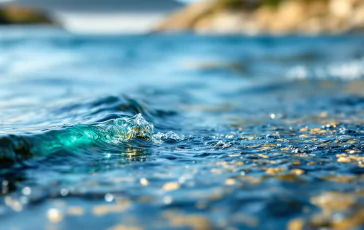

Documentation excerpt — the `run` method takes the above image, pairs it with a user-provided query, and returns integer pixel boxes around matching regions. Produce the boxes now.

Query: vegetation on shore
[155,0,364,34]
[0,5,53,25]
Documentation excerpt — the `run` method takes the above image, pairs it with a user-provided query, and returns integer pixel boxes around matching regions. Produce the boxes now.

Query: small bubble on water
[214,140,231,149]
[2,180,9,194]
[5,196,23,212]
[270,114,276,119]
[163,196,173,205]
[178,176,186,184]
[60,189,69,196]
[293,148,300,154]
[19,196,28,205]
[22,187,31,196]
[2,180,8,186]
[104,193,114,202]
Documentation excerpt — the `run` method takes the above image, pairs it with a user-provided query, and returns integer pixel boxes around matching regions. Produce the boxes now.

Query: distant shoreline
[0,5,55,25]
[154,0,364,35]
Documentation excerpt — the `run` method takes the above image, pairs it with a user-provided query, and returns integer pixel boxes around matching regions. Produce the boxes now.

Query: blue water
[1,27,364,229]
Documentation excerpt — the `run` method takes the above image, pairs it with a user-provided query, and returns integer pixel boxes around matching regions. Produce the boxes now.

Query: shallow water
[1,27,364,229]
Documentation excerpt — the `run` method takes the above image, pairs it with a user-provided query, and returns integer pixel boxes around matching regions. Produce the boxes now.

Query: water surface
[1,27,364,229]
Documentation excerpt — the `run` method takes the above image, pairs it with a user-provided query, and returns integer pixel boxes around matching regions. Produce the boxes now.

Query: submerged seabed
[0,28,364,229]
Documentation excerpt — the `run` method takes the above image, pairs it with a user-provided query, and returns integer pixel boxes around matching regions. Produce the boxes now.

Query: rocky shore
[154,0,364,34]
[0,5,53,25]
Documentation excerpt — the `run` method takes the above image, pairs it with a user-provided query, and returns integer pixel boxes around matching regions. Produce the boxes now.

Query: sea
[0,27,364,229]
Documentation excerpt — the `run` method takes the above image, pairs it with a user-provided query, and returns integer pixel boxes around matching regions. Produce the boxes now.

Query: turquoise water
[1,27,364,229]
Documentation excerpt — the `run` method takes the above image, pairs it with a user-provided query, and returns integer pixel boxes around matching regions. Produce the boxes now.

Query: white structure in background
[4,0,186,33]
[53,12,170,34]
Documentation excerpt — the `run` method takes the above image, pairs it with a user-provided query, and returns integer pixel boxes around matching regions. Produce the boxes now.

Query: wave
[0,114,184,167]
[0,95,180,135]
[53,96,180,130]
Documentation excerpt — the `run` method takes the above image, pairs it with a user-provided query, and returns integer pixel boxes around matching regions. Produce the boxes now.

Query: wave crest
[0,114,183,167]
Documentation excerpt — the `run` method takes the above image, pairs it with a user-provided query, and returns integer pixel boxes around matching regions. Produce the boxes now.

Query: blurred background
[1,0,364,34]
[0,0,186,33]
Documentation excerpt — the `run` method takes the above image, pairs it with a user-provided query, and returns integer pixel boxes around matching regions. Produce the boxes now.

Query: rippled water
[1,27,364,229]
